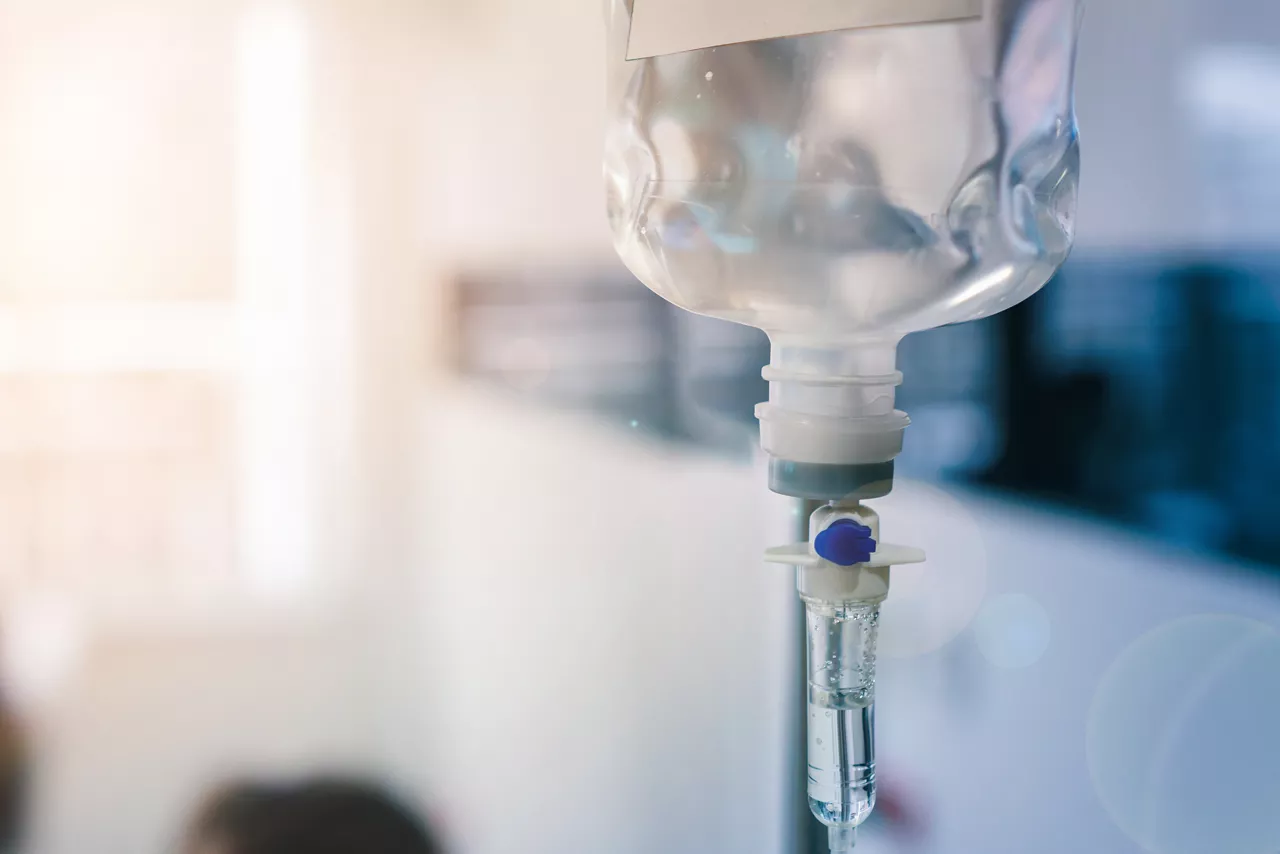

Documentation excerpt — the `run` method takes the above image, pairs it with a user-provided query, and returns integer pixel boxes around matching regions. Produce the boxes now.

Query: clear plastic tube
[805,599,880,847]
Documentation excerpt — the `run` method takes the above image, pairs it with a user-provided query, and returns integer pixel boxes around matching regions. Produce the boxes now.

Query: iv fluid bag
[604,0,1082,341]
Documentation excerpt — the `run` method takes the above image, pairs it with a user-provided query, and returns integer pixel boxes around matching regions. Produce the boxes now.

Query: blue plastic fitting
[813,519,877,567]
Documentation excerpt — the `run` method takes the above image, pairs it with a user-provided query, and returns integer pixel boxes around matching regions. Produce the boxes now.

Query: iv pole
[794,498,824,854]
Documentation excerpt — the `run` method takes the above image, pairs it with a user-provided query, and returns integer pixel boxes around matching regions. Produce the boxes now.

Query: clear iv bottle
[605,0,1082,339]
[605,0,1083,489]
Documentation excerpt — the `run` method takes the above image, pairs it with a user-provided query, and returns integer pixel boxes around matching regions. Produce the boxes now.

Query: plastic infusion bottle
[605,0,1082,494]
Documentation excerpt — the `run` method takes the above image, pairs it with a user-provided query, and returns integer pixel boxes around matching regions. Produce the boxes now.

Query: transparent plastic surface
[605,0,1082,341]
[806,600,879,832]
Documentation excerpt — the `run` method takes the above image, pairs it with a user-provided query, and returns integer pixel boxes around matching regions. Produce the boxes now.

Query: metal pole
[793,498,823,854]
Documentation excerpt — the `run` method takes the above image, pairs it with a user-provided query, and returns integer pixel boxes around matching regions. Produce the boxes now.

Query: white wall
[422,0,616,266]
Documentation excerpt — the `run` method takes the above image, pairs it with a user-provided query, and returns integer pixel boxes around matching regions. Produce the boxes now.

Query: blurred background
[0,1,1279,853]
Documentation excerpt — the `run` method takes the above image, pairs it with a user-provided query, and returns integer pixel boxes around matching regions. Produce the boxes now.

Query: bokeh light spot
[1087,615,1280,854]
[973,593,1051,669]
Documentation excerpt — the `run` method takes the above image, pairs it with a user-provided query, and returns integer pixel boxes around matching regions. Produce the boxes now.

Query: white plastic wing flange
[764,542,926,569]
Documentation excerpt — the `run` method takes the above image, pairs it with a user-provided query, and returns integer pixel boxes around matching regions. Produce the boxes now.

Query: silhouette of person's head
[187,779,442,854]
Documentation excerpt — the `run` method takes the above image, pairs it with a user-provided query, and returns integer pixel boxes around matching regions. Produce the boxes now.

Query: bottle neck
[756,340,910,500]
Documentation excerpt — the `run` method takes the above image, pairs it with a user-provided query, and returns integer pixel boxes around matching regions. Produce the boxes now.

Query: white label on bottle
[628,0,982,59]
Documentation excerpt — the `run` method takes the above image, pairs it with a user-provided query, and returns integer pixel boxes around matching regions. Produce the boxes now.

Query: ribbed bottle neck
[757,340,910,499]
